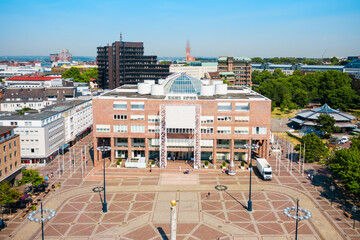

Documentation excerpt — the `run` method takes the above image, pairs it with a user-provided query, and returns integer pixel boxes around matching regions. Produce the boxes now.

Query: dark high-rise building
[96,41,170,89]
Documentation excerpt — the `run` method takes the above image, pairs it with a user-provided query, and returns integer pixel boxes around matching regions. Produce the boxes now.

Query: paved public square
[0,133,359,240]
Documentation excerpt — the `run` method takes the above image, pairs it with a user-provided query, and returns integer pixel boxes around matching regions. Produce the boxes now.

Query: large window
[148,125,160,133]
[217,116,232,121]
[235,116,249,122]
[217,103,232,111]
[131,115,145,121]
[96,124,110,132]
[200,127,213,134]
[235,103,249,111]
[113,101,127,110]
[131,102,145,110]
[235,127,249,134]
[200,116,214,124]
[114,125,128,133]
[148,115,160,123]
[217,127,231,134]
[114,115,127,120]
[131,125,145,133]
[252,127,267,135]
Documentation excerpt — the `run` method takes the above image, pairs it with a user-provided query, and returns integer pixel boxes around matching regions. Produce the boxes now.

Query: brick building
[0,127,22,184]
[96,40,170,89]
[92,73,271,168]
[217,57,252,86]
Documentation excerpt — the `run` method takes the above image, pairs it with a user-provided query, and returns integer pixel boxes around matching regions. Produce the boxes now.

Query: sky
[0,0,359,58]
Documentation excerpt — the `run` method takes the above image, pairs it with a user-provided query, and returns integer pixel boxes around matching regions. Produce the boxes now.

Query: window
[235,103,249,111]
[217,127,231,134]
[201,127,214,134]
[131,115,145,121]
[114,115,127,120]
[148,125,160,133]
[96,125,110,132]
[31,148,35,153]
[15,161,17,167]
[4,167,7,174]
[235,127,249,134]
[252,127,267,135]
[10,164,12,170]
[3,145,5,151]
[148,115,160,123]
[131,102,144,110]
[9,142,11,149]
[131,125,145,133]
[14,151,17,156]
[114,125,128,133]
[9,153,12,159]
[217,102,232,111]
[0,170,1,176]
[217,116,232,121]
[200,116,214,124]
[14,140,16,146]
[113,101,127,110]
[235,116,249,122]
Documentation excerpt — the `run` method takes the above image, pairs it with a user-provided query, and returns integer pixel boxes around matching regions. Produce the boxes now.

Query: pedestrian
[150,166,152,173]
[307,173,311,180]
[179,166,181,173]
[206,192,211,199]
[311,175,314,182]
[51,172,54,178]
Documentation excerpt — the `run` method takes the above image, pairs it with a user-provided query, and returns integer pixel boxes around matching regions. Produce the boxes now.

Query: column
[110,137,115,163]
[127,137,132,160]
[212,139,217,166]
[264,140,269,160]
[145,138,149,160]
[93,137,98,166]
[230,139,234,161]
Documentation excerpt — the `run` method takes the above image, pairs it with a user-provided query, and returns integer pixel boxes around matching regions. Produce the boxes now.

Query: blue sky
[0,0,359,58]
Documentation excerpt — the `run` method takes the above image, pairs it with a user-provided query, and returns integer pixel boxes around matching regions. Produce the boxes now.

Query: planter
[222,167,226,170]
[116,165,121,168]
[240,167,245,170]
[151,165,155,168]
[204,165,209,169]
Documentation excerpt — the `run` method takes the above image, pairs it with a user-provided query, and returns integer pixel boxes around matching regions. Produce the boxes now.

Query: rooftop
[7,76,61,81]
[0,111,60,121]
[0,126,16,135]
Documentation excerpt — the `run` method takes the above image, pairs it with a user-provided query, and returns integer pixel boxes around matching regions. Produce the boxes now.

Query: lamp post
[96,138,111,213]
[330,185,335,206]
[352,205,358,229]
[244,139,259,212]
[295,197,299,240]
[170,200,177,240]
[28,200,56,240]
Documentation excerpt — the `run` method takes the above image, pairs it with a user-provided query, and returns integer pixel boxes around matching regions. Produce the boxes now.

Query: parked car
[341,136,349,144]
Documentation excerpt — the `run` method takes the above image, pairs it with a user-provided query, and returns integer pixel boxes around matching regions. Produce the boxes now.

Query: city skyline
[0,0,359,58]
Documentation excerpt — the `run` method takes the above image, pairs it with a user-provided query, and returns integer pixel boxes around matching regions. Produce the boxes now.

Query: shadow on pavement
[157,227,169,240]
[224,190,247,210]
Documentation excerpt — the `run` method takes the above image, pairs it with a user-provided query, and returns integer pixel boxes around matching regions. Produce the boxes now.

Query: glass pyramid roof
[164,73,203,95]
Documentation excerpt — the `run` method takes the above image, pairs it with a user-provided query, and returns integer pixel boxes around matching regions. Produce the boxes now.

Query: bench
[344,211,351,218]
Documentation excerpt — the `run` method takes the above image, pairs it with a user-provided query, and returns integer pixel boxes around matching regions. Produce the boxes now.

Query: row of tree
[0,169,44,211]
[62,67,98,83]
[294,133,360,195]
[252,69,359,111]
[251,57,348,65]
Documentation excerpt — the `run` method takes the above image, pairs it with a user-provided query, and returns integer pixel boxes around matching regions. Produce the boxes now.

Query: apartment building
[217,57,252,86]
[0,127,22,183]
[92,72,271,168]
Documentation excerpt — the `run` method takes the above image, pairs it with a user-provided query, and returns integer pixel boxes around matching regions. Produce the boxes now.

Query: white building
[0,111,65,165]
[170,63,217,79]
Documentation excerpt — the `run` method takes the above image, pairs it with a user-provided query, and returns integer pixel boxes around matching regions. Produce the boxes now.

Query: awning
[59,143,69,150]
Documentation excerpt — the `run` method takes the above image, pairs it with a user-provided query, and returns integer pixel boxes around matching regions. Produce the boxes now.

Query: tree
[0,181,22,211]
[327,148,360,195]
[19,169,44,187]
[292,88,309,108]
[314,114,340,139]
[62,67,82,82]
[350,135,360,150]
[81,67,98,83]
[295,133,328,163]
[18,107,34,115]
[251,57,265,63]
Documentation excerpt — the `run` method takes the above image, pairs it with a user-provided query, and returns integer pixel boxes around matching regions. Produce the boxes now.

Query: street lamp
[329,185,335,206]
[96,138,111,213]
[352,205,358,229]
[244,139,259,212]
[283,198,312,240]
[28,200,56,240]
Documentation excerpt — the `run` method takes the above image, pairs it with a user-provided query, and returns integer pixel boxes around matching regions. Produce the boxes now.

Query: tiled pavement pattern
[1,133,359,239]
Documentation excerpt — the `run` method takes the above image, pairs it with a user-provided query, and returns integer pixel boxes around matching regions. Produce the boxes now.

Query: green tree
[62,67,82,82]
[18,107,34,115]
[315,114,340,139]
[19,169,44,187]
[292,88,309,108]
[327,148,360,195]
[81,67,98,83]
[350,135,360,150]
[295,133,328,163]
[0,181,22,212]
[251,57,265,63]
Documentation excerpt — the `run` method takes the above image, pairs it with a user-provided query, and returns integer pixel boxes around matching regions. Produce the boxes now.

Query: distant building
[218,57,252,86]
[347,56,360,61]
[97,40,170,89]
[251,63,345,75]
[185,41,195,62]
[50,49,73,62]
[344,59,360,79]
[291,104,356,136]
[1,76,76,112]
[0,127,22,184]
[170,62,217,79]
